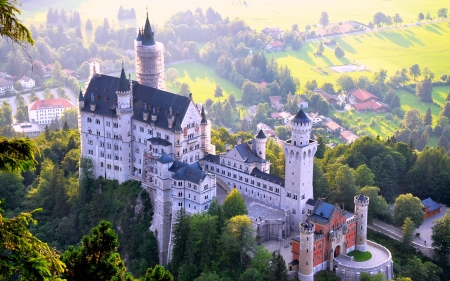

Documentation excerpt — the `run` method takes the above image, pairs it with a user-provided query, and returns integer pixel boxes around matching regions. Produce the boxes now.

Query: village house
[262,27,283,39]
[339,130,359,144]
[349,88,379,103]
[325,121,343,134]
[0,78,14,94]
[28,98,75,125]
[421,198,441,219]
[11,122,42,138]
[265,41,284,52]
[271,111,292,124]
[19,76,35,89]
[269,96,284,111]
[352,100,388,112]
[305,112,323,125]
[314,89,339,104]
[299,97,309,109]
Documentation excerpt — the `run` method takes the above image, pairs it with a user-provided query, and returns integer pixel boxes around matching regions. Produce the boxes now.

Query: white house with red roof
[349,88,379,103]
[28,98,75,124]
[19,76,35,89]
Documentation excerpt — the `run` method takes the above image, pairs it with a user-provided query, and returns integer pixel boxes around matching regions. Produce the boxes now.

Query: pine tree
[423,108,432,126]
[267,250,288,281]
[63,120,70,131]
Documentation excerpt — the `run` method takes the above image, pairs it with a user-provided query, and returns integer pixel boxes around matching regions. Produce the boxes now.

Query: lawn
[165,62,241,103]
[347,250,372,262]
[397,89,442,127]
[430,86,450,106]
[272,42,373,86]
[335,21,450,80]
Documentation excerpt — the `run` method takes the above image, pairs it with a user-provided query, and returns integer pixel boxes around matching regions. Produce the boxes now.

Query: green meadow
[165,62,241,103]
[335,21,450,79]
[397,89,443,127]
[272,41,373,86]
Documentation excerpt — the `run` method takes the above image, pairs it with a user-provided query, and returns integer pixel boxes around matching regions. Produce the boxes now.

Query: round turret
[290,110,312,147]
[354,193,369,252]
[298,220,314,281]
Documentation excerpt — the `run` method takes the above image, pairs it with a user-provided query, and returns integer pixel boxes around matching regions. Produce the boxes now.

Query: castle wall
[204,162,283,209]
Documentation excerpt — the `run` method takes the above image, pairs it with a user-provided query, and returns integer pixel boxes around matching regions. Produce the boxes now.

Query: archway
[334,245,341,257]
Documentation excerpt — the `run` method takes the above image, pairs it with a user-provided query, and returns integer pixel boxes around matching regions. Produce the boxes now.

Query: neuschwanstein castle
[79,14,393,281]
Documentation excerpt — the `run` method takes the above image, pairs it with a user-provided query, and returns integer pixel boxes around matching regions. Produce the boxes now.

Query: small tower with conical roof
[354,193,370,252]
[200,107,213,154]
[116,65,133,183]
[298,220,314,281]
[135,12,164,89]
[173,115,183,160]
[283,109,318,230]
[255,129,267,160]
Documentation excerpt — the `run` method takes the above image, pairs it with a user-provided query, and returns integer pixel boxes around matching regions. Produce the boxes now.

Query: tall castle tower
[283,110,318,229]
[354,193,369,252]
[298,220,314,281]
[150,153,175,266]
[116,66,133,183]
[135,13,165,89]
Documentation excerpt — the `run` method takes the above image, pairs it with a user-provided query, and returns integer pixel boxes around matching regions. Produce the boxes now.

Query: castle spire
[118,65,129,92]
[200,106,207,124]
[142,11,155,46]
[78,89,84,101]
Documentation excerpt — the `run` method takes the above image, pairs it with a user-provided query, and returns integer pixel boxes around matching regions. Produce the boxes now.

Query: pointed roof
[357,193,367,203]
[142,13,155,46]
[256,129,266,139]
[201,107,207,124]
[302,219,314,229]
[157,152,174,164]
[292,109,311,124]
[117,66,129,92]
[173,115,182,133]
[78,89,84,101]
[136,28,142,41]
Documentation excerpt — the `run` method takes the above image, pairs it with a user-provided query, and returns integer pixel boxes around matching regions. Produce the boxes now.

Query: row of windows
[206,164,280,194]
[99,162,120,171]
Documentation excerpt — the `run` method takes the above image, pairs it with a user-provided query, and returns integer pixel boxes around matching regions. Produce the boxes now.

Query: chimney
[167,106,175,128]
[236,136,242,145]
[247,140,253,151]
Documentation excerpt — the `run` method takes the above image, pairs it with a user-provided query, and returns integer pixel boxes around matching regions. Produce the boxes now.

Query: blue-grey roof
[148,137,172,147]
[309,199,334,223]
[201,107,207,124]
[357,193,367,203]
[81,74,193,131]
[172,162,207,184]
[422,198,440,212]
[157,152,174,164]
[234,140,266,164]
[204,154,220,164]
[117,67,129,92]
[250,168,285,187]
[142,13,155,46]
[292,109,311,124]
[256,129,266,139]
[78,89,84,101]
[136,29,142,41]
[169,160,188,173]
[306,199,316,206]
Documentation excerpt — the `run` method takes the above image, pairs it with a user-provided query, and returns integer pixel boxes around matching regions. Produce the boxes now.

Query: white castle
[79,14,393,280]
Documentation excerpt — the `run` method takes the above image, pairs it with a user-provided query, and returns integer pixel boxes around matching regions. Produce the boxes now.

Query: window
[88,150,93,155]
[106,121,111,127]
[302,194,305,200]
[293,194,298,200]
[140,127,144,132]
[87,117,92,123]
[114,165,119,171]
[132,124,136,130]
[100,152,104,157]
[113,122,118,128]
[88,140,93,145]
[96,131,100,136]
[107,143,111,149]
[95,119,100,124]
[107,164,111,169]
[157,132,161,137]
[287,193,291,198]
[148,129,152,134]
[178,192,183,197]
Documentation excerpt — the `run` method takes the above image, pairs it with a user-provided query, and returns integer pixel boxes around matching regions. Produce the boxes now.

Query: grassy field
[335,21,450,79]
[165,62,242,103]
[431,86,450,106]
[272,41,373,86]
[20,0,450,33]
[347,250,372,262]
[397,89,442,126]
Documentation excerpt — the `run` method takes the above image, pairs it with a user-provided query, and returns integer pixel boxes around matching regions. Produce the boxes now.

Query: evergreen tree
[62,220,131,281]
[267,250,287,281]
[423,108,432,126]
[63,121,70,131]
[416,77,433,102]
